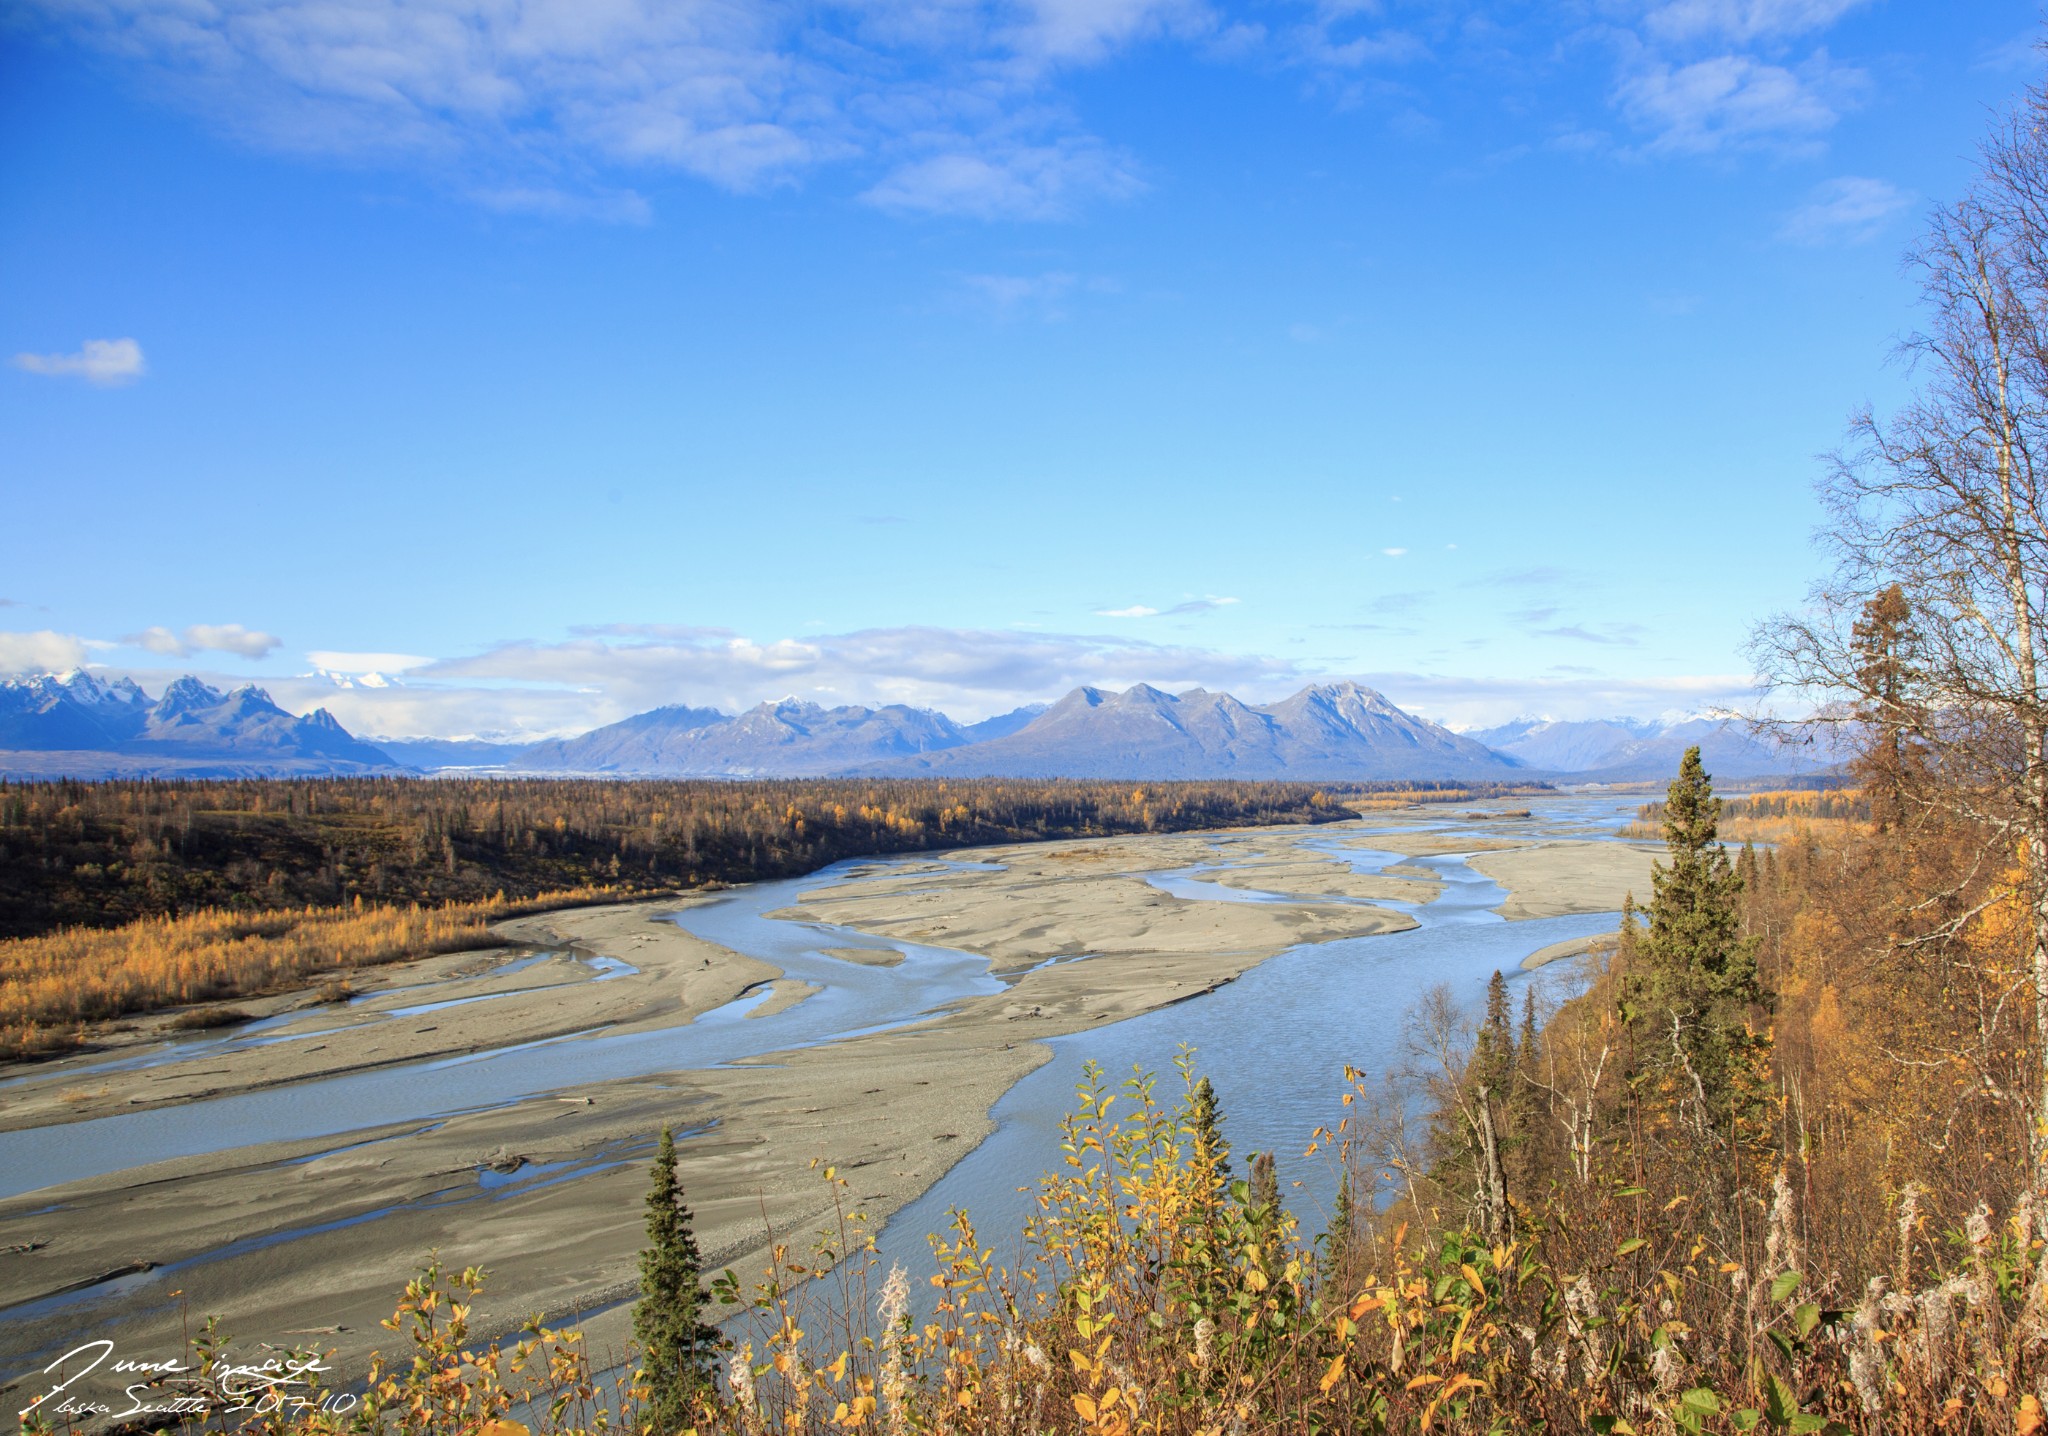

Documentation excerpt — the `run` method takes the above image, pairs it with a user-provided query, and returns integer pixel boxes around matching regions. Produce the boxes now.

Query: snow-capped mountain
[0,671,401,777]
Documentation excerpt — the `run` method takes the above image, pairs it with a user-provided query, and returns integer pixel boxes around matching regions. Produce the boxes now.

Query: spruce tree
[1506,986,1547,1193]
[1320,1167,1356,1299]
[1625,747,1767,1133]
[634,1127,722,1432]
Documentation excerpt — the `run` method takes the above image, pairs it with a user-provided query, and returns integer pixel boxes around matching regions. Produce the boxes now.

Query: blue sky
[2,0,2039,739]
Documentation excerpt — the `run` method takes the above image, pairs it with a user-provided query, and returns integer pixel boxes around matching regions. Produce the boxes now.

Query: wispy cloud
[864,141,1143,221]
[1534,622,1647,647]
[1381,547,1408,558]
[1778,175,1912,245]
[26,0,1167,222]
[953,270,1119,319]
[1096,595,1238,618]
[1469,567,1570,589]
[1642,0,1873,45]
[1615,51,1856,157]
[124,623,282,659]
[13,338,147,386]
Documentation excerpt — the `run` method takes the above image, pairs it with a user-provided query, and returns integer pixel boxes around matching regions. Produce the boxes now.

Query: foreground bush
[51,1056,2041,1436]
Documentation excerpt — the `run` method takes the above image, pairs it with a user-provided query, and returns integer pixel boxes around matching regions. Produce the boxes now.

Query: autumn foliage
[0,886,621,1059]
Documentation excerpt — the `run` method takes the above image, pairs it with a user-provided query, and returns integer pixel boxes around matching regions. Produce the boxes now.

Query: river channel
[0,796,1644,1351]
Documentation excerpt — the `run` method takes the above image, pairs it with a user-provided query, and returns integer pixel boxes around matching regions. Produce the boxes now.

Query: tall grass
[0,886,622,1059]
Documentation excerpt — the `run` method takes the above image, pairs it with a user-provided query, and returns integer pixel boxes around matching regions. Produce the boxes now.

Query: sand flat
[0,808,1631,1395]
[1467,841,1660,919]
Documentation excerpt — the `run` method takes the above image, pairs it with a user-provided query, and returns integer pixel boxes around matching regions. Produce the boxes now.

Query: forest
[0,775,1551,940]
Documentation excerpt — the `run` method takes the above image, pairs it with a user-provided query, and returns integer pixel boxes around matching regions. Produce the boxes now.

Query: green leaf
[1616,1237,1648,1257]
[1794,1302,1820,1338]
[1680,1389,1722,1415]
[1762,1373,1800,1428]
[1769,1270,1802,1304]
[1731,1410,1762,1432]
[1767,1330,1796,1363]
[1615,1186,1649,1197]
[1788,1417,1829,1435]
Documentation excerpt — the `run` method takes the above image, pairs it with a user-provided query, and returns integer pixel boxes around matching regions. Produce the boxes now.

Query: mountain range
[0,672,401,778]
[0,671,1836,784]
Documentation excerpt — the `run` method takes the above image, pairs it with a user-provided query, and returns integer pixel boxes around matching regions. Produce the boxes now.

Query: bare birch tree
[1752,71,2048,1201]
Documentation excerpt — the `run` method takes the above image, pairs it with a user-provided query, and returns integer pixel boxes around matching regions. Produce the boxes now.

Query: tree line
[0,776,1414,942]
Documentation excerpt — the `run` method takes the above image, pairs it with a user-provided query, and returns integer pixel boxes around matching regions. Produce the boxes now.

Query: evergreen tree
[1470,970,1514,1099]
[1506,986,1547,1194]
[634,1127,722,1432]
[1625,747,1768,1135]
[1319,1166,1356,1299]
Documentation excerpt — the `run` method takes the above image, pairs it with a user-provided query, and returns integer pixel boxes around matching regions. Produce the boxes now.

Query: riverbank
[0,805,1655,1404]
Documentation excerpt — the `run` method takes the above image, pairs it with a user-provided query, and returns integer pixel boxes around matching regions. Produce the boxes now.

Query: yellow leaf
[479,1424,529,1436]
[1450,1306,1476,1362]
[1073,1393,1098,1422]
[2019,1393,2043,1436]
[1319,1353,1347,1393]
[1460,1263,1486,1294]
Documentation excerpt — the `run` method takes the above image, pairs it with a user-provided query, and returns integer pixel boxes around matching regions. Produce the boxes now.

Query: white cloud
[12,337,147,386]
[1642,0,1871,45]
[1777,175,1912,245]
[0,630,91,675]
[1381,547,1408,557]
[1615,51,1855,156]
[862,141,1143,220]
[1095,605,1161,618]
[124,622,282,659]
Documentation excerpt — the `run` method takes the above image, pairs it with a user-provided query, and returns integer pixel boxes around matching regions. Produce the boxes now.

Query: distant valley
[0,670,1834,783]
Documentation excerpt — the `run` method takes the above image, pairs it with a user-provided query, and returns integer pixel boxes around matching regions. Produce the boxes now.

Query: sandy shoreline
[0,807,1657,1405]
